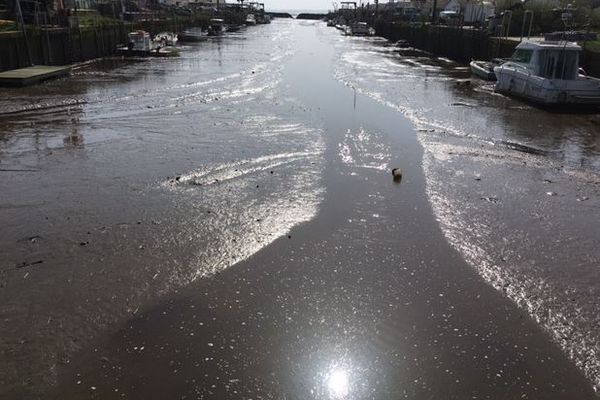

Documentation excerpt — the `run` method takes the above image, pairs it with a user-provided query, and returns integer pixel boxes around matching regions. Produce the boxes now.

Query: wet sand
[1,21,599,399]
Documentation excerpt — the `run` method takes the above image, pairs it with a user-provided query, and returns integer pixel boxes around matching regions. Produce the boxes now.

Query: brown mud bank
[51,22,597,400]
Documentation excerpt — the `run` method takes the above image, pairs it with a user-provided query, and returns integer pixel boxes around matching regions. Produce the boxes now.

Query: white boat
[117,31,153,56]
[245,14,256,25]
[153,32,178,46]
[207,18,225,36]
[344,22,375,36]
[117,30,180,57]
[494,40,600,106]
[470,60,504,81]
[178,28,208,42]
[151,46,180,57]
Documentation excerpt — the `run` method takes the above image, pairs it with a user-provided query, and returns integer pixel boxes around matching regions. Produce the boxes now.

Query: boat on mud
[344,21,375,36]
[117,31,153,56]
[178,28,208,42]
[207,18,225,36]
[226,24,244,32]
[245,14,257,25]
[257,14,271,24]
[494,40,600,106]
[470,59,507,81]
[117,31,180,57]
[151,46,181,57]
[153,32,178,46]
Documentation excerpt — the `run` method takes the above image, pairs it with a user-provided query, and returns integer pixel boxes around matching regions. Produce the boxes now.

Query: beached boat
[153,32,178,46]
[151,46,181,57]
[257,14,271,24]
[117,31,180,57]
[470,60,497,81]
[226,24,244,32]
[117,31,153,56]
[344,22,375,36]
[178,28,208,42]
[207,18,225,36]
[494,40,600,106]
[245,14,257,25]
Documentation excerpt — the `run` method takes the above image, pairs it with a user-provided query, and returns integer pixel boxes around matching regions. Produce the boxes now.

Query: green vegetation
[583,40,600,53]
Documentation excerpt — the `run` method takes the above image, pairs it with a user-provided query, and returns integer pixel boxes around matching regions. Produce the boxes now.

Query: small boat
[207,18,225,36]
[470,60,497,81]
[494,40,600,106]
[226,24,243,32]
[117,31,155,56]
[344,22,375,36]
[178,28,208,42]
[245,14,256,25]
[153,32,178,46]
[117,31,180,57]
[395,39,410,48]
[151,46,180,57]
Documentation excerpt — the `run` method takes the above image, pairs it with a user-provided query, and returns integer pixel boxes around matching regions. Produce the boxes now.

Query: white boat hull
[494,64,600,105]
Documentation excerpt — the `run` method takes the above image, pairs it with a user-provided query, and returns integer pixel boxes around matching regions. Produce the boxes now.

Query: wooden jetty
[0,65,71,87]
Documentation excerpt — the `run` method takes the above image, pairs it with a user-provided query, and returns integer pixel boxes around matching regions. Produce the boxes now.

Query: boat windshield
[511,49,533,63]
[538,49,579,79]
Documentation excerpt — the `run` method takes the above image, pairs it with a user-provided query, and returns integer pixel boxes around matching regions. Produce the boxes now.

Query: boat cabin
[509,41,581,80]
[128,31,152,52]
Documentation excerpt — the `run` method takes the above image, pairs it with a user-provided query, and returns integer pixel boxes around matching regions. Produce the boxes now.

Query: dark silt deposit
[0,20,599,399]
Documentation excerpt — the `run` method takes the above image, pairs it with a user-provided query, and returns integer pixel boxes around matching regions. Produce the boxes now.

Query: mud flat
[0,21,598,399]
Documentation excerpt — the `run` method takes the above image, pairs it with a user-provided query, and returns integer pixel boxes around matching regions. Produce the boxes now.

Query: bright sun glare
[327,369,350,397]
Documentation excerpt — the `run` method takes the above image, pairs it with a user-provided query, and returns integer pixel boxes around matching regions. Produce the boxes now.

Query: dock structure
[0,65,71,87]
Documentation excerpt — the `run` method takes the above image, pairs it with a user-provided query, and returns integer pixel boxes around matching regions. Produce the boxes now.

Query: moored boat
[470,60,497,81]
[257,14,271,24]
[226,24,244,32]
[151,46,180,57]
[117,30,180,57]
[344,22,375,36]
[153,32,178,46]
[245,14,257,25]
[117,30,153,56]
[178,28,208,42]
[207,18,225,36]
[494,40,600,106]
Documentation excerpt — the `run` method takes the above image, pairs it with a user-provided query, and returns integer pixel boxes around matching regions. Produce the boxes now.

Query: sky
[263,0,379,12]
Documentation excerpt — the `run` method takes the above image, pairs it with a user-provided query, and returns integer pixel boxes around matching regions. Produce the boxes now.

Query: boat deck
[0,65,71,87]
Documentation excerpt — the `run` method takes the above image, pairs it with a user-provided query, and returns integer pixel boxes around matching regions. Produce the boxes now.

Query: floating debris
[480,196,499,203]
[392,168,403,183]
[16,260,44,269]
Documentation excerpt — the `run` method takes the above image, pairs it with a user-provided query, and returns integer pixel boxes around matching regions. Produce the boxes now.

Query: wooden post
[15,0,33,66]
[44,13,53,64]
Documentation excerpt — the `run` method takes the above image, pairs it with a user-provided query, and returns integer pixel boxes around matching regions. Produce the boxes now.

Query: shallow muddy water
[0,20,599,399]
[329,31,600,392]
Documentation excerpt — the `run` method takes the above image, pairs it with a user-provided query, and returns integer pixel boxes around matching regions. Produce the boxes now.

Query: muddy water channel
[0,20,599,399]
